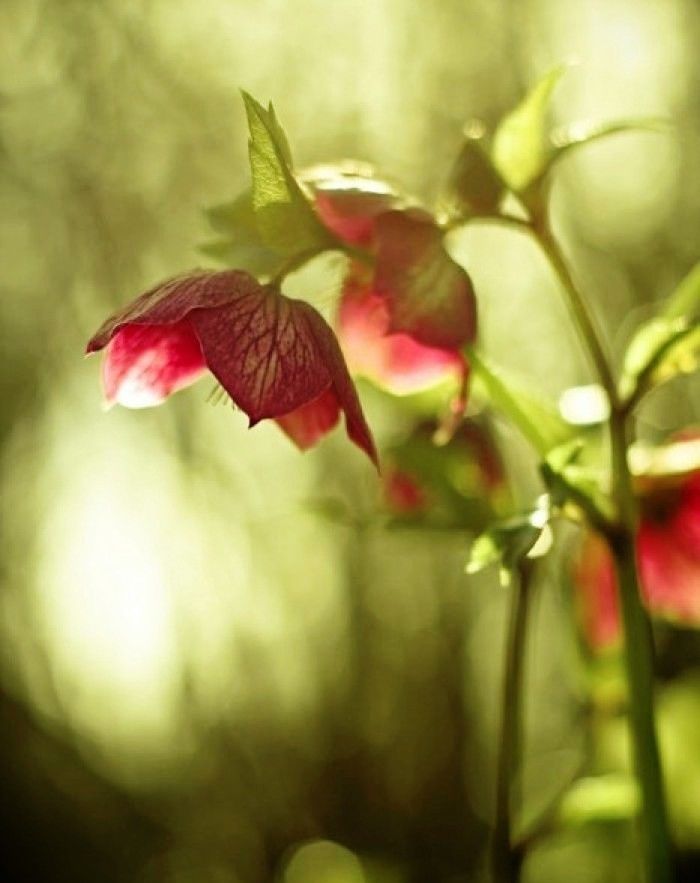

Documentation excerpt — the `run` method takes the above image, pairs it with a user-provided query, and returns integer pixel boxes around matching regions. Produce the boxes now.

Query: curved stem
[533,220,619,409]
[492,561,533,883]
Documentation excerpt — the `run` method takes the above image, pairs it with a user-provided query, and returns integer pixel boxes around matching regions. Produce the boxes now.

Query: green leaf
[241,91,334,255]
[492,66,566,192]
[550,117,668,166]
[466,496,552,585]
[541,438,614,528]
[558,774,640,826]
[374,209,477,349]
[468,348,574,457]
[441,124,503,217]
[200,189,280,275]
[620,263,700,405]
[664,260,700,321]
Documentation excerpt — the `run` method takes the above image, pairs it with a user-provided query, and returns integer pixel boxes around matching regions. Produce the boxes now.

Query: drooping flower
[337,268,466,396]
[86,269,377,465]
[575,456,700,649]
[306,167,473,397]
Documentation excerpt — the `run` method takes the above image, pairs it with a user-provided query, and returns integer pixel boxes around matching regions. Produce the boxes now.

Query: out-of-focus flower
[381,420,507,528]
[86,269,377,465]
[575,457,700,649]
[306,167,472,397]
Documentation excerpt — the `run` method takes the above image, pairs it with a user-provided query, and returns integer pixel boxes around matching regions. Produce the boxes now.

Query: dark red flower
[86,270,377,466]
[575,465,700,649]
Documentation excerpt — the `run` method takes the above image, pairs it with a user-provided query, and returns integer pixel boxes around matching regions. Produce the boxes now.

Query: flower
[336,268,466,396]
[575,459,700,649]
[86,269,377,466]
[306,167,471,396]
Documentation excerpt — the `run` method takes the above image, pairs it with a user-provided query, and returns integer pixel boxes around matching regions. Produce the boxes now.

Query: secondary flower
[86,269,377,465]
[337,268,466,396]
[306,168,473,396]
[575,463,700,649]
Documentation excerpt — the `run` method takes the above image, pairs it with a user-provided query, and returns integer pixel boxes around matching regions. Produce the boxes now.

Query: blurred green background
[1,0,699,880]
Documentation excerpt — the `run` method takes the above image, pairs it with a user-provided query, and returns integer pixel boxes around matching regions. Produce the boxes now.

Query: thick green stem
[492,562,532,882]
[610,413,673,883]
[535,218,673,881]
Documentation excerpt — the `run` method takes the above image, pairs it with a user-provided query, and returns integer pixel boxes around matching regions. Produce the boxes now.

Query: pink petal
[337,276,465,395]
[637,504,700,625]
[575,534,621,650]
[304,165,398,247]
[102,320,206,408]
[275,387,340,450]
[384,468,428,514]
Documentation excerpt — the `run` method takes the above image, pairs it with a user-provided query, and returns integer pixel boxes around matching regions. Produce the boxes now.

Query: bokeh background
[1,0,699,880]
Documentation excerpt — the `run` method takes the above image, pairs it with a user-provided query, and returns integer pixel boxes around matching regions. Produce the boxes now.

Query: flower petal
[276,388,340,450]
[304,163,398,247]
[87,270,377,466]
[187,283,378,466]
[374,210,477,350]
[337,274,465,395]
[86,270,262,354]
[102,320,207,408]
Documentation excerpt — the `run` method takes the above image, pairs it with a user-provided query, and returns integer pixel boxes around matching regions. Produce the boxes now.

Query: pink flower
[306,170,473,396]
[86,270,377,466]
[575,467,700,649]
[336,269,466,396]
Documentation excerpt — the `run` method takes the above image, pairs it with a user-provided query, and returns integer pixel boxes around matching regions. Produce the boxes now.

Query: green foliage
[241,92,334,255]
[468,348,574,456]
[442,127,503,217]
[620,261,700,406]
[558,774,640,826]
[550,117,669,167]
[492,66,565,193]
[465,495,552,586]
[200,189,280,275]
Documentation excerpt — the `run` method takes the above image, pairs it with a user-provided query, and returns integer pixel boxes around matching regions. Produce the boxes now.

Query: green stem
[533,220,619,408]
[492,562,533,883]
[610,411,673,883]
[534,216,673,881]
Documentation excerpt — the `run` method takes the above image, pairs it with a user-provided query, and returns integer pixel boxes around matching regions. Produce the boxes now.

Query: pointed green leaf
[466,496,552,584]
[373,209,477,349]
[664,261,700,321]
[201,189,280,275]
[550,117,668,166]
[492,66,566,192]
[468,348,574,456]
[620,263,700,406]
[241,91,334,255]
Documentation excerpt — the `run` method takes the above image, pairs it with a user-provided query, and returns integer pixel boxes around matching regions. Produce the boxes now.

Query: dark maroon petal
[275,388,340,450]
[374,210,477,350]
[86,270,261,353]
[188,285,378,467]
[102,320,207,408]
[86,270,377,466]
